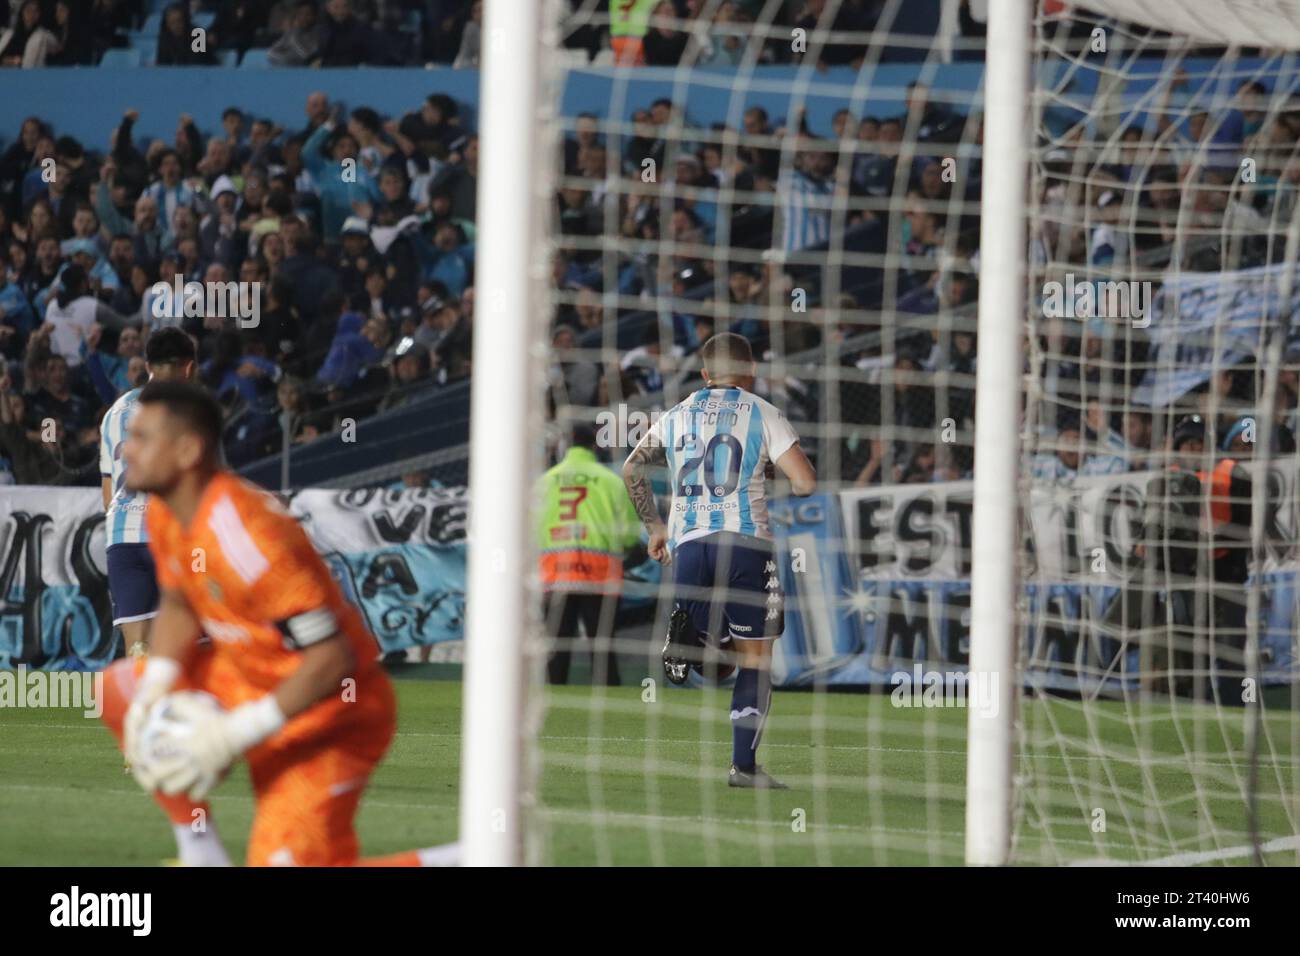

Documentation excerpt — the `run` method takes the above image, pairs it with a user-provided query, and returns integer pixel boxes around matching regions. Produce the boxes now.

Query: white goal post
[459,0,549,867]
[464,0,1300,867]
[970,0,1300,865]
[965,0,1030,868]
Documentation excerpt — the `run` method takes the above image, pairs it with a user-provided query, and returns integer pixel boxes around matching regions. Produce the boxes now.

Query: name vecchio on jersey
[679,397,746,429]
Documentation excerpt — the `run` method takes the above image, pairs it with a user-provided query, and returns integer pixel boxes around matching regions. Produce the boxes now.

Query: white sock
[172,821,232,867]
[416,842,462,867]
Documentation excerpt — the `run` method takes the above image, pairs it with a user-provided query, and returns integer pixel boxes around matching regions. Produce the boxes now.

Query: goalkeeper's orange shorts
[225,661,396,867]
[242,691,397,867]
[188,647,398,865]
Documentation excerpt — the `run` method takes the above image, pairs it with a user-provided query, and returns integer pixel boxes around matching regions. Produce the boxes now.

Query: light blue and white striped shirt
[100,387,148,547]
[780,168,834,253]
[646,386,800,548]
[144,181,196,238]
[1080,427,1131,476]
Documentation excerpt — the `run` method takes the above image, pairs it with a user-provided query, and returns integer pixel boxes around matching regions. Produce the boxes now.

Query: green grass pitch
[0,671,1295,865]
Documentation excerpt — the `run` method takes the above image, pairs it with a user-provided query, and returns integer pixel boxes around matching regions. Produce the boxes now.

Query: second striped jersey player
[100,328,197,654]
[102,389,148,546]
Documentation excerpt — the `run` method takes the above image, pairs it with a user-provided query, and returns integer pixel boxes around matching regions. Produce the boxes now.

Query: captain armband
[276,606,339,650]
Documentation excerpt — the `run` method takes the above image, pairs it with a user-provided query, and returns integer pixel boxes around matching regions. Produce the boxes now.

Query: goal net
[495,0,1300,865]
[1014,0,1300,864]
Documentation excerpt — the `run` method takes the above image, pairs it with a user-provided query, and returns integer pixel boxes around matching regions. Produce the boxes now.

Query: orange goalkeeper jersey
[145,470,391,744]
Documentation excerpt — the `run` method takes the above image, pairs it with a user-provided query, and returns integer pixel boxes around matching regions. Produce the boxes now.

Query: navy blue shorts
[672,532,783,641]
[106,543,159,626]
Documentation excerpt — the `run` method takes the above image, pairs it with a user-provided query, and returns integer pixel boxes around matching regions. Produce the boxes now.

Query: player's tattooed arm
[622,438,667,533]
[624,437,671,564]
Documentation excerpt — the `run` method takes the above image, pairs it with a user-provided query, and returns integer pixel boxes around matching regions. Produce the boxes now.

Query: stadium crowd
[0,89,478,484]
[3,2,1299,495]
[0,0,486,68]
[547,62,1300,488]
[0,1,925,70]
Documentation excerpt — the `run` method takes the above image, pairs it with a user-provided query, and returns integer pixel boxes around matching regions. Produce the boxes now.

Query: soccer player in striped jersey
[623,333,816,789]
[99,328,227,865]
[101,327,197,657]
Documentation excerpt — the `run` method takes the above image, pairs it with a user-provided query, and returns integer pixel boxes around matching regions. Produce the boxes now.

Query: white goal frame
[462,0,1300,868]
[459,0,548,867]
[966,0,1300,866]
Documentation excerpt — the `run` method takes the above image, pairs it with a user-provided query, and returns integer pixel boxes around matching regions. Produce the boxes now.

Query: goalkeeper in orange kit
[98,380,458,867]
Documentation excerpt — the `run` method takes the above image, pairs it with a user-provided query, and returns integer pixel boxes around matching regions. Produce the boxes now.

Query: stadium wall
[237,380,471,490]
[1,58,1267,154]
[1,64,986,151]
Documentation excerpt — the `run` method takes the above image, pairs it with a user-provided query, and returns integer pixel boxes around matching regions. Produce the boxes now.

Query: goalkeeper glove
[154,696,286,800]
[124,657,181,790]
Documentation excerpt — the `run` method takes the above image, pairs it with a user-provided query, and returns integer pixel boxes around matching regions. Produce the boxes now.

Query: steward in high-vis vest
[1117,414,1253,702]
[608,0,657,65]
[1148,415,1253,584]
[537,425,644,686]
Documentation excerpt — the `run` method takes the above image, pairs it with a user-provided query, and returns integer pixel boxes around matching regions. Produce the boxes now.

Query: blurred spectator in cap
[199,176,242,269]
[54,135,94,199]
[1221,414,1297,458]
[62,237,119,296]
[414,287,453,346]
[379,335,436,411]
[340,215,370,238]
[414,289,470,378]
